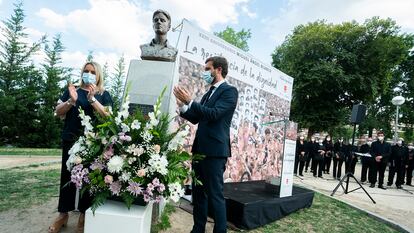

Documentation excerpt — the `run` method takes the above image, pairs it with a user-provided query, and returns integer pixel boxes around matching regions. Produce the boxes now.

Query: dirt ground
[0,197,215,233]
[0,156,60,169]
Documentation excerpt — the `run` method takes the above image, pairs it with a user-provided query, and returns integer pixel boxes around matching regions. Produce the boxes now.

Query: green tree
[215,26,251,52]
[109,55,126,113]
[37,34,71,147]
[0,2,45,146]
[272,18,413,136]
[86,50,94,62]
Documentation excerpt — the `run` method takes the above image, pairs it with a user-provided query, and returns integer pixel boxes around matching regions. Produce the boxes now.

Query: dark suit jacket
[181,82,238,157]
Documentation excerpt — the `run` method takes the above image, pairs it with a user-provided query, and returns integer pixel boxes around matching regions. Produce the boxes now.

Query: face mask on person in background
[82,72,96,84]
[311,138,315,142]
[201,70,215,84]
[319,140,323,145]
[300,136,304,140]
[408,146,414,150]
[327,137,331,141]
[397,140,403,146]
[367,141,372,146]
[339,139,343,143]
[378,136,384,141]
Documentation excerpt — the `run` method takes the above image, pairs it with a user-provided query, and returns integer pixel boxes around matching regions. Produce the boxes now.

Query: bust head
[152,10,171,36]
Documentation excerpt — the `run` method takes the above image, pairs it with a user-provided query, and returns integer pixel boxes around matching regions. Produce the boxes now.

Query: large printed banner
[173,20,295,184]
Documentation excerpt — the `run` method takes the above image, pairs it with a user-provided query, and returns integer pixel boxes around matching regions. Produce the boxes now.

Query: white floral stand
[85,200,153,233]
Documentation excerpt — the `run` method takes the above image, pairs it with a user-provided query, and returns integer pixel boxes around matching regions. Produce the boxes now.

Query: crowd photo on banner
[174,57,296,183]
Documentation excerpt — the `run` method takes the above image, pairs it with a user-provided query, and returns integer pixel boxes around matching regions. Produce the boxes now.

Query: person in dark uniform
[387,138,408,189]
[305,136,317,173]
[333,137,347,180]
[296,135,307,176]
[369,131,391,189]
[346,139,358,175]
[323,135,334,174]
[49,61,113,233]
[405,143,414,186]
[359,137,372,183]
[313,138,325,178]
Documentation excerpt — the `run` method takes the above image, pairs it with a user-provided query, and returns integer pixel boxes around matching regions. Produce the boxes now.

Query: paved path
[0,155,61,169]
[293,163,414,232]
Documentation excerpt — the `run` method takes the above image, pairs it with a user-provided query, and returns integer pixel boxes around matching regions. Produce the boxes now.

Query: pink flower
[104,175,113,184]
[147,183,154,191]
[109,181,122,196]
[104,146,114,160]
[152,178,160,186]
[157,183,165,192]
[127,181,143,196]
[153,144,161,154]
[137,168,146,177]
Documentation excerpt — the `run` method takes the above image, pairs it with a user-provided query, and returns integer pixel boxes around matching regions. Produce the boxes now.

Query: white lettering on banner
[177,20,292,100]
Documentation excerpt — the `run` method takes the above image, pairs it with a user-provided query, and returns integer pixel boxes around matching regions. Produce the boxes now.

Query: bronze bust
[140,10,178,62]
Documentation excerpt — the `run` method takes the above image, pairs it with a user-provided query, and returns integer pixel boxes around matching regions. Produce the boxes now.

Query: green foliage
[151,203,175,233]
[272,18,414,134]
[108,55,126,113]
[215,26,251,52]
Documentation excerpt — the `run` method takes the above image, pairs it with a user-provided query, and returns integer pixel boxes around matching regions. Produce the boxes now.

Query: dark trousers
[406,164,413,185]
[360,158,371,182]
[305,154,313,171]
[332,158,344,179]
[191,157,228,233]
[294,155,299,174]
[58,140,92,213]
[298,160,305,175]
[349,158,357,175]
[388,161,404,186]
[324,156,332,173]
[369,161,387,186]
[312,159,323,177]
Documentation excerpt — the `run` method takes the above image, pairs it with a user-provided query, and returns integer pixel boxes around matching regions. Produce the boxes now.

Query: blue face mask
[82,73,96,84]
[201,71,214,84]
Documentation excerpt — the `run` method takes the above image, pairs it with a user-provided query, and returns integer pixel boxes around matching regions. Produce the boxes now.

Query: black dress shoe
[378,185,387,190]
[318,176,323,178]
[397,185,402,189]
[313,175,317,178]
[299,174,304,177]
[387,183,392,186]
[369,183,375,188]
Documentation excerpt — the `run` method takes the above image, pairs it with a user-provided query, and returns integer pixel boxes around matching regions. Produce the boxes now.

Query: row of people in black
[294,131,414,190]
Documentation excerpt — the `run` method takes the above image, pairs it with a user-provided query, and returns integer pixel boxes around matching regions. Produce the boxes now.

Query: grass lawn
[0,165,60,212]
[0,147,61,156]
[243,192,399,233]
[0,163,400,233]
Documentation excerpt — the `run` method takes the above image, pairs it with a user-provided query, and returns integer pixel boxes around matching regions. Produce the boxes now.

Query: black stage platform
[224,180,314,230]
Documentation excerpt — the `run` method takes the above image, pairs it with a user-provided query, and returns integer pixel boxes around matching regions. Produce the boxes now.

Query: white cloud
[37,0,152,57]
[265,0,414,45]
[149,0,251,30]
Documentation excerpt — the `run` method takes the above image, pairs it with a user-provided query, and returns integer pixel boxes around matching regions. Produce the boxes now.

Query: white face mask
[367,141,372,146]
[378,136,384,141]
[397,141,403,146]
[327,137,331,141]
[300,137,304,140]
[408,146,414,150]
[311,138,315,142]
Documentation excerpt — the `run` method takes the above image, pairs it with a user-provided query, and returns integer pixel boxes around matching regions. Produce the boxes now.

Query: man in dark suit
[174,56,238,233]
[369,131,391,189]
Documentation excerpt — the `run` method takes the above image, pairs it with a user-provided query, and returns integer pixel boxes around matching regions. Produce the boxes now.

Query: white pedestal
[125,60,177,115]
[85,200,153,233]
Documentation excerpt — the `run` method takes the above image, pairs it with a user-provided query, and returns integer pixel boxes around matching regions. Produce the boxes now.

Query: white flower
[168,126,189,151]
[148,112,159,127]
[68,141,81,156]
[101,137,108,145]
[79,110,93,132]
[121,123,130,133]
[120,172,131,182]
[141,130,153,143]
[148,153,168,175]
[168,182,185,202]
[107,156,124,173]
[115,115,123,125]
[131,120,141,130]
[66,154,76,171]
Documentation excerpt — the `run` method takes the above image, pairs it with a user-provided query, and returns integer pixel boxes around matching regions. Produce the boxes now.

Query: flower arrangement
[66,88,196,212]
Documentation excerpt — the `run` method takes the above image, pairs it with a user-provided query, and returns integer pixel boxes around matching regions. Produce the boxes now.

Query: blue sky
[0,0,413,73]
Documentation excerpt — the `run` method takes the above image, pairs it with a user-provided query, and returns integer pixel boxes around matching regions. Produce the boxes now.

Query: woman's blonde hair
[79,61,105,94]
